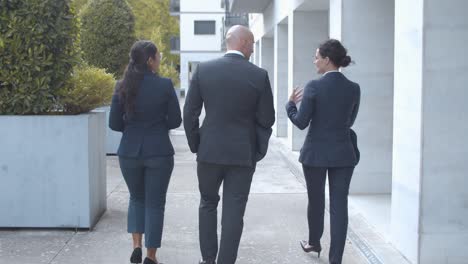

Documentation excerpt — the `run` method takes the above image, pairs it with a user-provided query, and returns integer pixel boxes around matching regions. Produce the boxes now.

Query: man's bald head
[225,25,255,59]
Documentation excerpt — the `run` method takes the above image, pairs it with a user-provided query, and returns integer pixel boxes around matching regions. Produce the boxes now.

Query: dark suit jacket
[109,71,182,158]
[286,72,360,167]
[183,53,275,167]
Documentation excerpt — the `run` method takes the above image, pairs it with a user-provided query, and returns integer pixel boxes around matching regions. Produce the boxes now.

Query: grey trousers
[197,162,255,264]
[119,156,174,248]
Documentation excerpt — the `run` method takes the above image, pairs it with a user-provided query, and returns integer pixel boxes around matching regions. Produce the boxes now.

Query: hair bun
[341,56,351,67]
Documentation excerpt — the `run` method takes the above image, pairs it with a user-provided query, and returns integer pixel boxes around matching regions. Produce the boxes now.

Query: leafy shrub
[0,0,79,114]
[80,0,136,78]
[130,0,180,86]
[72,0,89,12]
[150,27,180,87]
[58,66,115,114]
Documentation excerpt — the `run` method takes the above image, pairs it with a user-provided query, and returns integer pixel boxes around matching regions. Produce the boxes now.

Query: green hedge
[80,0,136,78]
[0,0,79,114]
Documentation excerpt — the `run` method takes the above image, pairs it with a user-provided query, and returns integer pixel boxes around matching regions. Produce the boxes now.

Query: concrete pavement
[0,132,406,264]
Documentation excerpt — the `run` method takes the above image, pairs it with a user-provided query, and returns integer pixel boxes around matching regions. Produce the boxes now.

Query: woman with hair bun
[286,39,360,264]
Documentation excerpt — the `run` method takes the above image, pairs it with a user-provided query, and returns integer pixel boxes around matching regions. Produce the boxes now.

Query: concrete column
[288,11,328,151]
[392,0,468,263]
[254,41,260,66]
[274,23,288,137]
[259,36,275,91]
[180,54,190,92]
[329,0,395,194]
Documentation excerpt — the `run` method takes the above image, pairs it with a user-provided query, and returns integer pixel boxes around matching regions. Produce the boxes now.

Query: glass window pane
[194,20,216,35]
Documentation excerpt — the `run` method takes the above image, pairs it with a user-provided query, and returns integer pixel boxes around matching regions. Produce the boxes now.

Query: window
[194,20,216,35]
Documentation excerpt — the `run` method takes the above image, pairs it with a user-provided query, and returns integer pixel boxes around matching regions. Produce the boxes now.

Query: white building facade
[171,0,226,92]
[229,0,468,263]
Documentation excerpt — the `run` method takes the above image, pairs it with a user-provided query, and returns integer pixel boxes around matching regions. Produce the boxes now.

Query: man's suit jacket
[109,71,182,158]
[286,72,360,167]
[183,53,275,167]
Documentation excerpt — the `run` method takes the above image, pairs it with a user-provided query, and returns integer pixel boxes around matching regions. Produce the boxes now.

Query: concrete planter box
[0,111,107,229]
[97,106,121,155]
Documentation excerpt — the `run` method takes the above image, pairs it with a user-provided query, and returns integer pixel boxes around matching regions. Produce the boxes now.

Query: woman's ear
[147,57,154,67]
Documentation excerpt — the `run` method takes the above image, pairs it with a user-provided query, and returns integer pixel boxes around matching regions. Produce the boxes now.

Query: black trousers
[197,162,255,264]
[302,166,354,264]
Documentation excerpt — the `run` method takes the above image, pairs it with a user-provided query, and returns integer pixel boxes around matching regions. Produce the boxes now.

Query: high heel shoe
[300,240,322,258]
[130,247,142,263]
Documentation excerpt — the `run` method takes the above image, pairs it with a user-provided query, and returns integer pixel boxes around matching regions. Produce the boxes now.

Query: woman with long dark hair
[110,40,181,264]
[286,39,360,264]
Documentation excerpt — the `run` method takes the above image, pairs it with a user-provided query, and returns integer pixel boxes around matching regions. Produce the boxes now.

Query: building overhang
[229,0,272,13]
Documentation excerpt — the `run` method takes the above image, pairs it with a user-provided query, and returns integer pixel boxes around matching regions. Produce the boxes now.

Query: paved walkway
[0,132,406,264]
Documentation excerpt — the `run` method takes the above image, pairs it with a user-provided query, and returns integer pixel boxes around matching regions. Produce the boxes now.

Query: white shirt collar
[323,70,340,76]
[225,50,245,58]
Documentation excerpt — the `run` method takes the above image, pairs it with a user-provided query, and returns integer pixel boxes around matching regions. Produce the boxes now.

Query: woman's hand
[289,86,304,104]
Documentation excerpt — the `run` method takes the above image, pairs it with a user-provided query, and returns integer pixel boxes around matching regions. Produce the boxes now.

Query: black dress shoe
[300,240,322,258]
[144,257,162,264]
[130,247,142,263]
[199,260,215,264]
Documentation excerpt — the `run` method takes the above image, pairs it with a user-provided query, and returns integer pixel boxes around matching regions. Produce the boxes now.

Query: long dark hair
[119,40,158,114]
[318,39,352,68]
